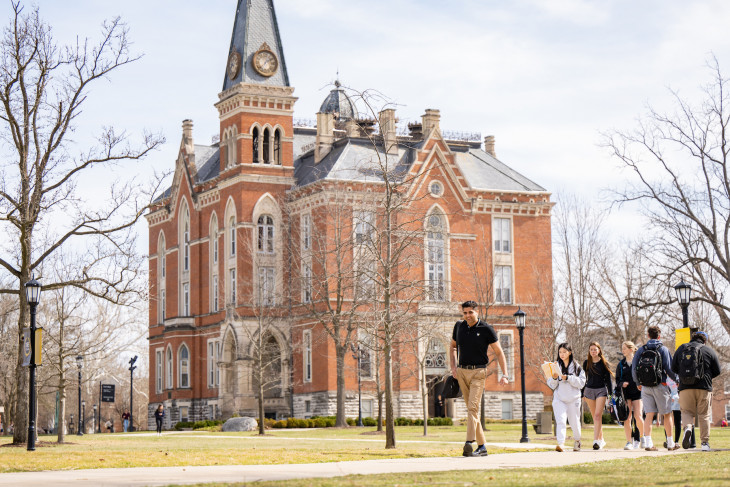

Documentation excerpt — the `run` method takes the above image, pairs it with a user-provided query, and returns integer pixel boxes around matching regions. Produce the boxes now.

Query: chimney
[182,119,194,153]
[408,122,423,140]
[422,109,440,136]
[379,108,398,155]
[345,118,360,138]
[484,135,496,158]
[315,111,335,164]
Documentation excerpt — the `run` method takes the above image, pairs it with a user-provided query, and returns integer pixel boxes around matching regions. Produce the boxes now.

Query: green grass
[175,452,729,487]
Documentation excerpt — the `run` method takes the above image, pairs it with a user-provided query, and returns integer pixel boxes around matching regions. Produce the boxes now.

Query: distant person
[671,331,721,451]
[633,325,679,451]
[721,418,728,428]
[122,411,131,432]
[434,389,444,418]
[616,341,643,450]
[106,419,112,433]
[450,300,509,457]
[154,404,165,436]
[582,341,613,450]
[548,343,586,452]
[664,377,682,448]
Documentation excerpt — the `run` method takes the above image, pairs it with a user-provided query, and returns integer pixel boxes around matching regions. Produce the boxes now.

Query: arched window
[257,215,274,253]
[274,129,281,165]
[179,345,190,388]
[210,214,219,313]
[252,127,260,163]
[426,213,445,301]
[263,128,270,164]
[183,219,190,272]
[166,347,173,389]
[229,216,236,256]
[158,233,166,324]
[254,335,281,397]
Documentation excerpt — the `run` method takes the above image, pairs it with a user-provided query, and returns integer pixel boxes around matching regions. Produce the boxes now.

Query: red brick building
[146,0,554,427]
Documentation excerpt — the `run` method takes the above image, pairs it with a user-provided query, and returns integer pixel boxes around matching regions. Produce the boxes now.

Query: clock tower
[216,0,296,175]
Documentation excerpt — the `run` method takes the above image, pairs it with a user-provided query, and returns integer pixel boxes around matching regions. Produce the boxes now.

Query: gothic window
[258,266,275,306]
[262,335,281,396]
[274,129,281,165]
[212,278,219,312]
[303,330,312,382]
[182,282,190,316]
[227,128,237,167]
[425,339,447,370]
[155,350,163,393]
[161,289,166,321]
[166,346,173,389]
[229,216,236,256]
[426,213,445,301]
[257,215,274,253]
[302,263,312,303]
[182,215,190,273]
[229,268,236,305]
[354,210,374,244]
[210,214,219,313]
[263,128,270,164]
[158,233,166,324]
[252,127,260,163]
[301,214,311,251]
[179,344,190,388]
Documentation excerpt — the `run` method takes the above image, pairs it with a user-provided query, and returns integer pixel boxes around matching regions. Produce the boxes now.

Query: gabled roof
[452,147,546,193]
[223,0,290,90]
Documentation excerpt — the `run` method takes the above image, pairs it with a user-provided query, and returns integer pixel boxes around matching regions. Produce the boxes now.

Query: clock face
[253,49,278,77]
[228,50,242,80]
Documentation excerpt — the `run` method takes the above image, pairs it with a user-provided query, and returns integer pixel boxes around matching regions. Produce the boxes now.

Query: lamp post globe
[76,355,84,436]
[674,279,692,328]
[514,307,529,443]
[24,276,42,451]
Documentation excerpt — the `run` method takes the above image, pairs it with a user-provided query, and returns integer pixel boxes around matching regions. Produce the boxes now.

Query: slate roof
[223,0,289,90]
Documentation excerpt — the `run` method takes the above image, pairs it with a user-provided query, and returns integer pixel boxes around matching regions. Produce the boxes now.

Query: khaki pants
[456,367,487,445]
[679,388,712,443]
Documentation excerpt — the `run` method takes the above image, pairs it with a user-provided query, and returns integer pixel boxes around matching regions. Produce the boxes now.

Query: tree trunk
[13,278,30,444]
[421,361,428,437]
[57,385,66,443]
[258,369,265,435]
[335,345,347,427]
[376,349,383,432]
[384,342,395,449]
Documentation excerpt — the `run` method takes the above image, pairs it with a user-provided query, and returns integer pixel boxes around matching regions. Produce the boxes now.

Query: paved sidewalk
[0,448,698,487]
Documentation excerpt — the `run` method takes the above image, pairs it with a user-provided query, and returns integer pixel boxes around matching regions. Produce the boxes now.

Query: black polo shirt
[452,319,498,366]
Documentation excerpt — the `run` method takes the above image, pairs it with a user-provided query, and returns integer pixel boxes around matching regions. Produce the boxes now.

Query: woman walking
[548,343,586,452]
[154,404,165,436]
[583,341,614,450]
[616,341,643,449]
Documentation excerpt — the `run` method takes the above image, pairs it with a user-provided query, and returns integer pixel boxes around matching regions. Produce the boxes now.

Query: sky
[4,0,730,241]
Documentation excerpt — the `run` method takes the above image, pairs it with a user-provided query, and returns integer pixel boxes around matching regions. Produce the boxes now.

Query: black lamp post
[350,344,363,427]
[514,307,529,443]
[674,278,695,447]
[129,355,138,432]
[93,404,97,434]
[81,400,86,434]
[76,355,84,436]
[24,276,41,451]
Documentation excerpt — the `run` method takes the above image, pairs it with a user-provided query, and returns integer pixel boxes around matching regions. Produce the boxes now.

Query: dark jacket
[154,409,165,421]
[615,357,639,396]
[582,359,612,391]
[671,339,721,392]
[632,339,677,385]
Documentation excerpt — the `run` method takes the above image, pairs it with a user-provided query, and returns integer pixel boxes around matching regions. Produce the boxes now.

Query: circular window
[429,181,443,197]
[428,214,442,228]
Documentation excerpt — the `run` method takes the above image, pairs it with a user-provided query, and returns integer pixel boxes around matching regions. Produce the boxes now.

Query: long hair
[556,342,575,375]
[586,341,615,377]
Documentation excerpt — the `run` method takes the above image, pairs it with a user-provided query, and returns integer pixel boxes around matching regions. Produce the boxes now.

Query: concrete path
[0,447,699,487]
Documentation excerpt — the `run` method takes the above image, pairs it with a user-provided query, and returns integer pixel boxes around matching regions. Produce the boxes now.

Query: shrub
[173,421,194,430]
[427,417,453,426]
[272,420,287,429]
[362,417,377,426]
[346,418,356,426]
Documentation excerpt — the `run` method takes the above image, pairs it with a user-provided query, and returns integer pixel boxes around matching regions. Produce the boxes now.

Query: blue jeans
[123,419,129,432]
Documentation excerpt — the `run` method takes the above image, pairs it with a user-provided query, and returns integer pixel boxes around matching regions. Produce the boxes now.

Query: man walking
[450,300,509,457]
[122,410,131,432]
[671,331,721,451]
[632,325,679,451]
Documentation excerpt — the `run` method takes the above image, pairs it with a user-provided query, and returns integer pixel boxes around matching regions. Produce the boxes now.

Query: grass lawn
[1,422,729,483]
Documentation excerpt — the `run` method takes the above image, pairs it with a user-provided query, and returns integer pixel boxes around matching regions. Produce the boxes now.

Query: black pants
[156,418,163,434]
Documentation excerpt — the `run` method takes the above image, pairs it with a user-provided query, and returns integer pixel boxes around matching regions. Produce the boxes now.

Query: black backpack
[636,344,663,387]
[678,342,705,386]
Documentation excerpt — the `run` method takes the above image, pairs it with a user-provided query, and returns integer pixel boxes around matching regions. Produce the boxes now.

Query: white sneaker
[701,442,711,452]
[633,440,640,449]
[639,437,647,449]
[624,441,633,450]
[597,439,606,450]
[573,440,581,451]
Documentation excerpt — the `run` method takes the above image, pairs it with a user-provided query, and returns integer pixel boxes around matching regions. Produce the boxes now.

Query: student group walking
[548,325,720,453]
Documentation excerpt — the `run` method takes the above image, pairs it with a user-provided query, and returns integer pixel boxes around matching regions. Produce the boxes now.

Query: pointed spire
[223,0,290,91]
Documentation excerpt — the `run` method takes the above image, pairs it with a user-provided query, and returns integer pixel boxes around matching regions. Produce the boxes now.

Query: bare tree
[0,3,164,444]
[552,192,607,354]
[287,191,370,427]
[605,57,730,340]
